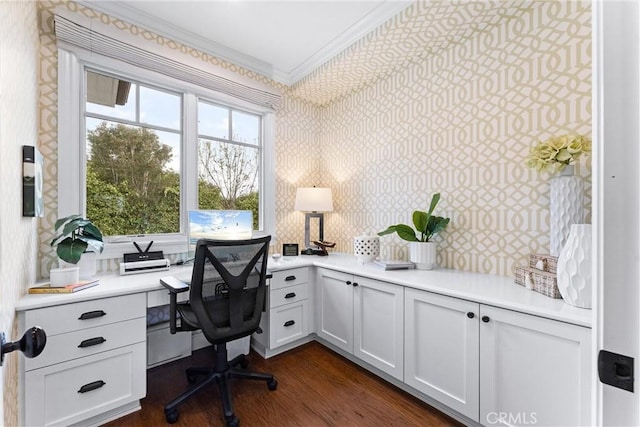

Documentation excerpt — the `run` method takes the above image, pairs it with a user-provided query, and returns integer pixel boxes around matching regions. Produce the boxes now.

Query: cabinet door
[404,289,480,421]
[316,268,353,352]
[353,276,404,380]
[479,305,591,427]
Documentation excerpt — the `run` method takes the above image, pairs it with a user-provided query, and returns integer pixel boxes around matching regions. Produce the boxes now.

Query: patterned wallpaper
[291,0,534,106]
[0,2,40,426]
[320,0,592,276]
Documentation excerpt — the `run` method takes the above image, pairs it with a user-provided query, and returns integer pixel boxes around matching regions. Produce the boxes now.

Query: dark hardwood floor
[104,341,462,427]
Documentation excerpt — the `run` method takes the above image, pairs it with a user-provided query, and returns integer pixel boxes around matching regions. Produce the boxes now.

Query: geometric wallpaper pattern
[292,0,536,106]
[318,0,592,276]
[35,0,591,279]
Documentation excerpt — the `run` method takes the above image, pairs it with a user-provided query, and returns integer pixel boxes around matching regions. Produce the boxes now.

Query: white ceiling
[82,0,413,85]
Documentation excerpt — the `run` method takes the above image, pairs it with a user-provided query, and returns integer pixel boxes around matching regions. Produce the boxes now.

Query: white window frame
[57,45,276,260]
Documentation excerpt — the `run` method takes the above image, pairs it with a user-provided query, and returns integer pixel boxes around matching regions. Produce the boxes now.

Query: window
[58,48,275,259]
[85,70,182,236]
[197,101,262,229]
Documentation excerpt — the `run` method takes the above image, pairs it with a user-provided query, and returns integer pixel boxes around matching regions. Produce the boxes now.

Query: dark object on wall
[283,243,299,257]
[23,145,44,217]
[1,326,47,367]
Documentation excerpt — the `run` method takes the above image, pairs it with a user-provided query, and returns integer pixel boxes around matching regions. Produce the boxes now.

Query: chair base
[164,350,277,426]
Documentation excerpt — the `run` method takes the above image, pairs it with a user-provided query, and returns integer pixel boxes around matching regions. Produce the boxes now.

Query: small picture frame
[283,243,299,257]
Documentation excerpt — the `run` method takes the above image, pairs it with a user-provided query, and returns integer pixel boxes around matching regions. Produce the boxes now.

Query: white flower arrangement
[525,134,591,174]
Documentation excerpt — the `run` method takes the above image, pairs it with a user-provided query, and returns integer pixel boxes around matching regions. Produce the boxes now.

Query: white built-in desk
[15,254,593,427]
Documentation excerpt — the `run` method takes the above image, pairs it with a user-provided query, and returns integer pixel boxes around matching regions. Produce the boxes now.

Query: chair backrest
[189,236,271,344]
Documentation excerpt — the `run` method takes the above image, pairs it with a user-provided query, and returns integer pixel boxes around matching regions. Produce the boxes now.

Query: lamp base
[300,248,328,256]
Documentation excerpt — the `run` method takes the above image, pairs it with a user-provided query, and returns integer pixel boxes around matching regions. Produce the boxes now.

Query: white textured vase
[409,241,436,270]
[557,224,592,309]
[549,165,584,256]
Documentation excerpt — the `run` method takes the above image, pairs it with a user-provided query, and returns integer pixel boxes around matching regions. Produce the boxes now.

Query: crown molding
[78,1,411,86]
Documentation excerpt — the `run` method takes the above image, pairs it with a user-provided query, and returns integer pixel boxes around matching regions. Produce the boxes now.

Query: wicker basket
[514,266,562,299]
[528,254,558,274]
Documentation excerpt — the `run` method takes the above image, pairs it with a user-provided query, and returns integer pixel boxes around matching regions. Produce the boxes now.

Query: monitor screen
[188,210,253,254]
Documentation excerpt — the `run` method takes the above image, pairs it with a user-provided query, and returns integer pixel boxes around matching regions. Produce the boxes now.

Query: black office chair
[160,236,276,427]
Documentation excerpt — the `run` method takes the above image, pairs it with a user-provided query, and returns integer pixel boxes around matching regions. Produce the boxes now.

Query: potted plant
[51,214,104,278]
[378,193,450,270]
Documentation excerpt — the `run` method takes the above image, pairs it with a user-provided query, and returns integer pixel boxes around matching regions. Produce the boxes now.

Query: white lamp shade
[294,187,333,212]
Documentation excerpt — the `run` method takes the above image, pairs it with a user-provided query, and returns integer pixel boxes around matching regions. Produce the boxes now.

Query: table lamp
[295,187,333,255]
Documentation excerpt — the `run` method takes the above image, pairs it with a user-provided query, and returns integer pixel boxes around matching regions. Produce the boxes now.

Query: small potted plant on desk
[51,214,104,279]
[378,193,450,270]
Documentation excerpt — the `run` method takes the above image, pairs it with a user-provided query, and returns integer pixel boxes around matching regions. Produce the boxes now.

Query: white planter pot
[557,224,592,309]
[50,267,79,286]
[60,251,97,279]
[354,234,380,264]
[409,241,436,270]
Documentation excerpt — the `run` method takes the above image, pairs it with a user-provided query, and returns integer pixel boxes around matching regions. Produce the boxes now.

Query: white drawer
[25,342,146,427]
[25,317,146,371]
[270,267,309,290]
[269,300,310,349]
[270,283,310,309]
[25,293,146,336]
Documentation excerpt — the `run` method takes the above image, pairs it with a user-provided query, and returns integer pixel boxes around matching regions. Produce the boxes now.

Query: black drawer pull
[352,282,359,287]
[482,316,490,323]
[346,281,352,285]
[284,292,296,299]
[78,337,106,348]
[78,310,106,320]
[284,320,295,327]
[467,312,475,319]
[285,275,296,281]
[78,380,106,393]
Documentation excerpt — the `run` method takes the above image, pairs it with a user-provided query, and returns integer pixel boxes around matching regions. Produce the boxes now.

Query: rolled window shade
[53,9,281,111]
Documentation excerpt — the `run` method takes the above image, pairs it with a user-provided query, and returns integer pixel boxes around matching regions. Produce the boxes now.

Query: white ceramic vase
[556,224,592,309]
[59,251,97,279]
[549,165,584,256]
[409,241,436,270]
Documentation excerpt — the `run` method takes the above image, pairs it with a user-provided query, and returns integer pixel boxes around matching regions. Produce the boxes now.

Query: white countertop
[17,253,592,328]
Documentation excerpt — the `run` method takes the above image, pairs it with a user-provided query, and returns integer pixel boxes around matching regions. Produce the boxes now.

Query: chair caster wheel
[267,378,278,391]
[165,409,179,424]
[226,415,239,427]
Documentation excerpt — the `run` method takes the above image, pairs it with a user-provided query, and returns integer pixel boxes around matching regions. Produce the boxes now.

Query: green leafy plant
[378,193,450,242]
[51,215,104,264]
[525,134,591,174]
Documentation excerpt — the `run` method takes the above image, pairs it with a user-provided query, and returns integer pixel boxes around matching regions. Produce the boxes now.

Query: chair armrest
[160,276,190,293]
[160,276,189,334]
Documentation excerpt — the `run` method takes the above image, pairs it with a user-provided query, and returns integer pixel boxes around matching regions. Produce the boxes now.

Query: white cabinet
[19,293,147,427]
[479,305,591,427]
[316,268,404,380]
[404,288,591,426]
[252,267,314,356]
[404,288,479,420]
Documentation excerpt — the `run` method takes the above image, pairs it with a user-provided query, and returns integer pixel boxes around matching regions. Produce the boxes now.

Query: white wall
[0,2,40,426]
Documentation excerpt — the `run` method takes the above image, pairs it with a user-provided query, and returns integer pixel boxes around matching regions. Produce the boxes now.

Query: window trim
[58,46,276,260]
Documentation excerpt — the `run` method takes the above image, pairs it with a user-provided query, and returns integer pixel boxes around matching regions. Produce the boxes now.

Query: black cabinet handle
[467,312,475,319]
[352,282,359,287]
[78,310,106,320]
[78,337,106,348]
[284,292,296,299]
[482,316,490,323]
[346,281,352,285]
[78,380,106,393]
[284,320,295,327]
[285,275,296,281]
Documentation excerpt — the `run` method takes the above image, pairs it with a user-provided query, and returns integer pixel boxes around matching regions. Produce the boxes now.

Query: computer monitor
[188,210,253,255]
